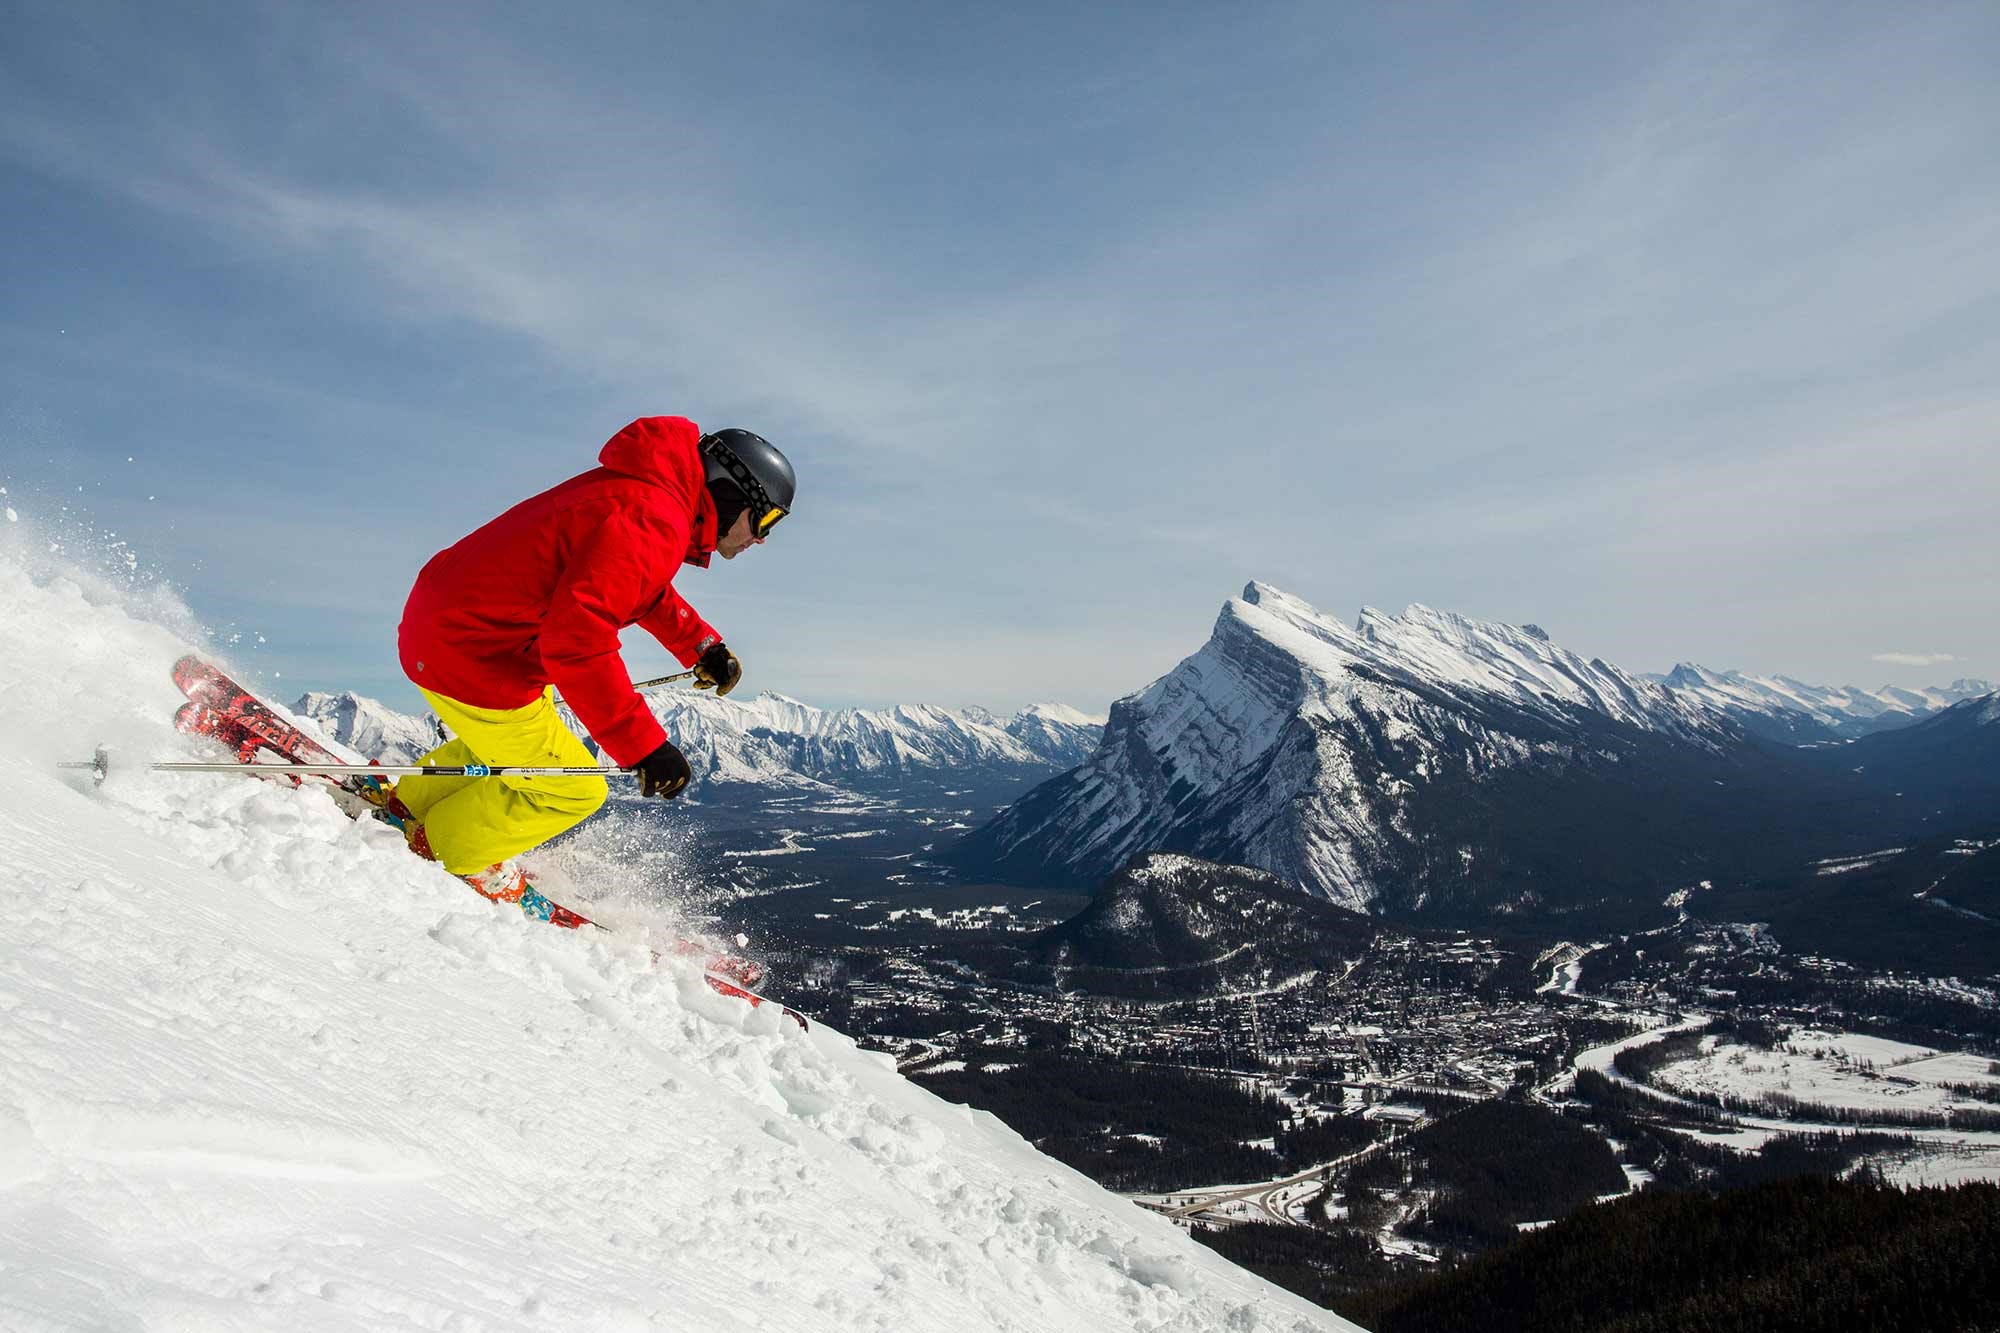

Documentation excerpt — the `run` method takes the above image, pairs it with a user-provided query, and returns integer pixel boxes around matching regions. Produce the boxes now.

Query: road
[1129,1143,1384,1229]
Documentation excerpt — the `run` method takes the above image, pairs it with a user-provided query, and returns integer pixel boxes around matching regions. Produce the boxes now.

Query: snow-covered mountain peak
[1241,579,1321,617]
[1016,701,1107,727]
[1225,586,1373,671]
[957,583,1739,910]
[1276,593,1705,737]
[293,688,439,764]
[1662,662,1727,689]
[1221,586,1719,743]
[755,690,818,710]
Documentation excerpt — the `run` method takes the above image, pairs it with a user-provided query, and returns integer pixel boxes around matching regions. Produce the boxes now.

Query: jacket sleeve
[638,586,720,667]
[538,515,671,768]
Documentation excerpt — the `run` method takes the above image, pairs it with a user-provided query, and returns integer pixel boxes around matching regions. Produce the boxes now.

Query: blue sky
[3,2,1996,715]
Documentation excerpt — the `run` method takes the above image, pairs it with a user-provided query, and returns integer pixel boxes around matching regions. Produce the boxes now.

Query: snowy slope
[1651,663,1996,741]
[0,551,1350,1332]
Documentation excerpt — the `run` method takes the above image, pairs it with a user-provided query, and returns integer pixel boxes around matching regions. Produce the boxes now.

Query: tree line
[1338,1176,2000,1333]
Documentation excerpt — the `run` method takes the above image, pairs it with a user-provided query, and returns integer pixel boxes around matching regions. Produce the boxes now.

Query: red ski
[167,655,805,1030]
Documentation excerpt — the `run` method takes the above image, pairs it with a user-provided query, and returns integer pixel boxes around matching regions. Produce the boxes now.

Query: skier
[384,416,795,905]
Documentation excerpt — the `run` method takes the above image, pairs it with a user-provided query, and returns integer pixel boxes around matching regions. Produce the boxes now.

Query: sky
[3,1,1996,717]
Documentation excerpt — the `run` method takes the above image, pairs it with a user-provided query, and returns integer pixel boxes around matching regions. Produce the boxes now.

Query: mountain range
[951,584,1999,928]
[295,686,1103,798]
[1646,663,1993,742]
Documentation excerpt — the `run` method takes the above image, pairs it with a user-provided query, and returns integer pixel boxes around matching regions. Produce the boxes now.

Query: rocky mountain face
[1033,852,1375,999]
[293,690,441,764]
[1649,663,1996,742]
[623,691,1102,798]
[952,584,1934,925]
[298,685,1103,799]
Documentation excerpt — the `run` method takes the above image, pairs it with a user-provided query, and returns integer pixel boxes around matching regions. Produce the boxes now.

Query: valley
[547,783,2000,1305]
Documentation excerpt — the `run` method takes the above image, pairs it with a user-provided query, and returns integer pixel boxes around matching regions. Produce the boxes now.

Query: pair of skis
[82,656,806,1031]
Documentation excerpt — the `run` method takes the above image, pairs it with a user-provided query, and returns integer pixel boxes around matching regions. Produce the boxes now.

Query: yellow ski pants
[392,686,608,875]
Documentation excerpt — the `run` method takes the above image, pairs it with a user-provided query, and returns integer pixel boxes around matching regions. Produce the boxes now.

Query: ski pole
[60,751,631,783]
[632,668,698,690]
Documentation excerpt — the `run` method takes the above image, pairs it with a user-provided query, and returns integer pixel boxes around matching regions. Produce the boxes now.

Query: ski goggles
[706,442,789,539]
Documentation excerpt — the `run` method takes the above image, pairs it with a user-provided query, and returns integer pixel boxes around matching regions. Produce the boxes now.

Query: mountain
[1836,691,2000,819]
[1650,663,1996,742]
[1003,702,1106,769]
[6,550,1352,1332]
[952,584,1909,924]
[1034,852,1376,999]
[294,689,441,763]
[643,691,1103,797]
[295,681,1104,800]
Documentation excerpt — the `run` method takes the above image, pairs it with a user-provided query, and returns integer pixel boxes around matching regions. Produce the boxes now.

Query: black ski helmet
[699,428,795,537]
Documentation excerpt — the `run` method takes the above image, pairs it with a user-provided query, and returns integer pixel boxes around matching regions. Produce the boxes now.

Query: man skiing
[385,416,795,906]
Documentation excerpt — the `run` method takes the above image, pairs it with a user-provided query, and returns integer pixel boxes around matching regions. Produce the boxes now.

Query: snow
[0,549,1353,1332]
[1813,848,1907,875]
[1651,662,1994,734]
[1658,1029,2000,1118]
[1019,702,1110,727]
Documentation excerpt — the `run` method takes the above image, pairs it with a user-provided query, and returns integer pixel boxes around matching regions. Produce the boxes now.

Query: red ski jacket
[398,417,722,767]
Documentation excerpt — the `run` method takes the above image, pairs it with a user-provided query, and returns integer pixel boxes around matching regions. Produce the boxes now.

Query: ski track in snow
[0,553,1352,1332]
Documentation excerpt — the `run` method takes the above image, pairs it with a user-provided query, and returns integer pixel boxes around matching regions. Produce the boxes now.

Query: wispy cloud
[2,5,1995,709]
[1873,652,1959,668]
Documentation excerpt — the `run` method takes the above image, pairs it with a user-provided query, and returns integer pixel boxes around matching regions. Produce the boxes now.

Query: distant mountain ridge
[953,584,1980,923]
[1647,663,1995,742]
[292,690,440,764]
[295,686,1104,797]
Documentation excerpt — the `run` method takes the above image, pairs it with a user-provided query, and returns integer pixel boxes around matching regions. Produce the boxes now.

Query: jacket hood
[599,416,718,562]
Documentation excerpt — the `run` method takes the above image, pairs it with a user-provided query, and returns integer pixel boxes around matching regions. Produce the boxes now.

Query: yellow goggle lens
[756,506,787,536]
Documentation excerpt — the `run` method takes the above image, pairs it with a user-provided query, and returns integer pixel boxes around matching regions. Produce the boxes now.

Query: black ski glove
[694,642,742,697]
[633,740,692,800]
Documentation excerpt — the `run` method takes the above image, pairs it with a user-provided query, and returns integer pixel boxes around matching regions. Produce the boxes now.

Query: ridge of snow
[1016,701,1109,728]
[1,550,1353,1331]
[1651,662,1996,736]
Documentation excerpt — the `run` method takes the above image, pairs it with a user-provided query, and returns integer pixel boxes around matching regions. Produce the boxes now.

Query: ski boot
[461,859,594,930]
